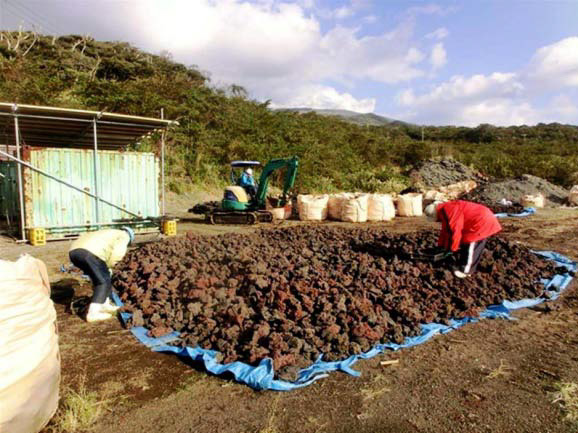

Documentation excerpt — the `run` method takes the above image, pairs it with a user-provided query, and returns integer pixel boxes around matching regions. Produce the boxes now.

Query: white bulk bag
[327,193,353,220]
[568,185,578,206]
[297,194,329,221]
[0,255,60,433]
[521,193,545,208]
[367,194,395,222]
[270,207,286,220]
[397,193,423,217]
[341,194,369,223]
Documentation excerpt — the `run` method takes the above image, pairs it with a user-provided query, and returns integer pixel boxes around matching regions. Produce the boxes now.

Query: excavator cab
[199,156,299,224]
[223,161,261,211]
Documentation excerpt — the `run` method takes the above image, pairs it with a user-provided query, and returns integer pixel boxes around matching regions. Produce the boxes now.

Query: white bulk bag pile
[439,180,477,199]
[568,186,578,206]
[0,255,60,433]
[341,194,369,223]
[367,194,395,222]
[297,194,329,221]
[327,193,354,220]
[397,193,423,217]
[522,193,545,208]
[424,190,447,202]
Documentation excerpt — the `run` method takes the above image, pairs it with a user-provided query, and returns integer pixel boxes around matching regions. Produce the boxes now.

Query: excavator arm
[254,157,299,208]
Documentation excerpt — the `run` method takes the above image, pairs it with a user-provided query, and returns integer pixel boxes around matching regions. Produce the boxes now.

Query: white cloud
[526,37,578,88]
[334,5,354,19]
[407,4,456,17]
[425,27,449,40]
[318,24,425,84]
[545,94,578,122]
[270,84,376,112]
[296,0,315,9]
[129,0,430,110]
[396,73,534,125]
[396,36,578,125]
[430,42,447,70]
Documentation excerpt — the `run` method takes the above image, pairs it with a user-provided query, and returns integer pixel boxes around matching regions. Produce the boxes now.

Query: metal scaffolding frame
[0,103,174,241]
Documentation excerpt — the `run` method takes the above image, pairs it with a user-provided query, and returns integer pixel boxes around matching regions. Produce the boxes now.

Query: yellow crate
[162,220,177,236]
[28,228,46,246]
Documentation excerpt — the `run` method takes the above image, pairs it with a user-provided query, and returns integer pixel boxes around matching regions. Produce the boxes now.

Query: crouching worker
[424,200,502,278]
[69,227,134,322]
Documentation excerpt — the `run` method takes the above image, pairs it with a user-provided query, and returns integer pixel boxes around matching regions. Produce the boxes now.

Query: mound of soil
[471,201,526,215]
[113,227,564,381]
[462,174,569,207]
[412,159,487,188]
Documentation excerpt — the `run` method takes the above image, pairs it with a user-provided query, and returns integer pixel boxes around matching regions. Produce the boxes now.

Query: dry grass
[552,382,578,423]
[259,394,281,433]
[360,373,391,401]
[49,377,110,432]
[485,359,513,380]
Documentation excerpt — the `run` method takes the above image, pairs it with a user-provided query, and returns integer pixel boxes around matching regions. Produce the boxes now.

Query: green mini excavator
[190,156,299,224]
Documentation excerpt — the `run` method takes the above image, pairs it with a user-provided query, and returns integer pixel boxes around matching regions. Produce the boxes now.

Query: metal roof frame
[0,102,176,242]
[230,160,261,167]
[0,102,177,149]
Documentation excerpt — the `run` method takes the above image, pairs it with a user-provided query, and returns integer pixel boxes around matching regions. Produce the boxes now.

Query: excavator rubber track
[205,210,273,225]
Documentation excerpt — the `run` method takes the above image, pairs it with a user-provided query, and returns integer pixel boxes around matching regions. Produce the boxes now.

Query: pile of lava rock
[113,226,565,380]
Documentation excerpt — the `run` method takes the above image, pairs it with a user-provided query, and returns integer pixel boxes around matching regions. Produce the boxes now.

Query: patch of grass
[50,378,110,432]
[306,416,328,433]
[177,373,212,392]
[485,359,513,380]
[259,394,281,433]
[552,382,578,423]
[360,373,391,401]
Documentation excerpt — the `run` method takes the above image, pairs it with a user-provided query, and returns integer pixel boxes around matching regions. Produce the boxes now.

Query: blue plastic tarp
[495,207,536,218]
[112,250,576,391]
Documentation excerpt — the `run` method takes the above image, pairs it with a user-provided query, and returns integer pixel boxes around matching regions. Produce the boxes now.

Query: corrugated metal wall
[26,148,159,229]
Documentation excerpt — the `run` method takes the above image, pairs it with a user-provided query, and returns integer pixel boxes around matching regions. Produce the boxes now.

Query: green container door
[27,148,159,231]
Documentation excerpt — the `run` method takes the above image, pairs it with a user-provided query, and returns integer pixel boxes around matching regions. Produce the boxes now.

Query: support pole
[13,114,26,241]
[161,108,165,216]
[0,149,140,218]
[92,118,100,224]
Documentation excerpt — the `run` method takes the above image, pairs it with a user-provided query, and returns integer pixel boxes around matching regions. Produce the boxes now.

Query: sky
[1,0,578,126]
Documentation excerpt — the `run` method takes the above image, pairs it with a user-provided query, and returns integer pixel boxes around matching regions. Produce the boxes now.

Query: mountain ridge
[276,107,407,126]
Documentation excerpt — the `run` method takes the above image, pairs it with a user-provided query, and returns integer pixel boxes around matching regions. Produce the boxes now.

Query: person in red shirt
[424,200,502,278]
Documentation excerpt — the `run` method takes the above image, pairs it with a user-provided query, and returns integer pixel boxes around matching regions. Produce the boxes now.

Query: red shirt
[436,201,502,252]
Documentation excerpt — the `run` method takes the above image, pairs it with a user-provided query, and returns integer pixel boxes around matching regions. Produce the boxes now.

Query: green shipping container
[23,148,160,235]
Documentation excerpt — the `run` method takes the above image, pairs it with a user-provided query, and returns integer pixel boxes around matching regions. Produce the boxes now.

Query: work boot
[101,298,121,314]
[453,270,469,279]
[86,303,114,322]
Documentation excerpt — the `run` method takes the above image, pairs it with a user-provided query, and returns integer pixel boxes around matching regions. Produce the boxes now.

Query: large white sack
[297,194,329,221]
[0,255,60,433]
[521,193,545,208]
[439,180,477,199]
[327,193,354,220]
[397,193,423,217]
[341,194,369,223]
[367,194,395,222]
[568,185,578,206]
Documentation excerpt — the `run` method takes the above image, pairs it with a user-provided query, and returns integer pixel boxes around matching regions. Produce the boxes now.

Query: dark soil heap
[113,227,564,380]
[411,158,487,188]
[462,174,569,208]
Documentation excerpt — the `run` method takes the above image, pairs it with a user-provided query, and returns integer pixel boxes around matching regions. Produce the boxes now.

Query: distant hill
[277,108,406,126]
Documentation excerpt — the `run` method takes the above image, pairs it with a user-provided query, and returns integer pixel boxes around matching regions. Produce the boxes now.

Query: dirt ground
[1,208,577,433]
